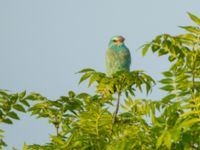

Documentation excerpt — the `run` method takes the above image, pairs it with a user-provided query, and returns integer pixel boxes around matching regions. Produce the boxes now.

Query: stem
[54,120,60,136]
[110,75,124,134]
[191,60,196,98]
[55,124,59,136]
[190,63,195,149]
[110,91,121,134]
[191,41,198,98]
[96,114,101,136]
[113,91,121,123]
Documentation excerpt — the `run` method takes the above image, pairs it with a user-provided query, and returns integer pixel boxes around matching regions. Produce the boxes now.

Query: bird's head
[108,35,125,47]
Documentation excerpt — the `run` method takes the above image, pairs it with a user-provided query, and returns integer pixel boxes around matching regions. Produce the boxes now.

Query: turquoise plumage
[106,35,131,76]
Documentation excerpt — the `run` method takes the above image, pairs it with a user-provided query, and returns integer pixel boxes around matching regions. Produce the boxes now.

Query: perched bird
[106,35,131,76]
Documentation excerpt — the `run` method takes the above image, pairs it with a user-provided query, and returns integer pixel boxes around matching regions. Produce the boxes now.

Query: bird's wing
[106,48,116,67]
[106,48,118,76]
[125,49,131,65]
[119,48,131,65]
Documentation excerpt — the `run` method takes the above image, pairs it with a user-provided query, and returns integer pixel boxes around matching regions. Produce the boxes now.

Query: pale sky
[0,0,199,149]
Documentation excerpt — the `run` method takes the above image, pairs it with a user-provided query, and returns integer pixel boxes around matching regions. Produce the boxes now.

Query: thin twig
[110,91,121,134]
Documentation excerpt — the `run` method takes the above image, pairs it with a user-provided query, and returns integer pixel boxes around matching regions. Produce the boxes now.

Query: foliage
[1,12,200,150]
[0,90,29,149]
[142,12,200,149]
[25,70,155,150]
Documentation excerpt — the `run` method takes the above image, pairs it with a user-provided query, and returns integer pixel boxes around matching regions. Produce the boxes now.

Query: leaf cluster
[142,12,200,149]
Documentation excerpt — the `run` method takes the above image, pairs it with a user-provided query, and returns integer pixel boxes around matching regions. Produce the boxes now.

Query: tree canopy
[1,12,200,150]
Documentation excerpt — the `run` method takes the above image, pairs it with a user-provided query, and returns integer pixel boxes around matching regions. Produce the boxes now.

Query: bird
[106,35,131,76]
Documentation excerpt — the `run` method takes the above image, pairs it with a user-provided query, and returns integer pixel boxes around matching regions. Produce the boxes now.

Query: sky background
[0,0,199,149]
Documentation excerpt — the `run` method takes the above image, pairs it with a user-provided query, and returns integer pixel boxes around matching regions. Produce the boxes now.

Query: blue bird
[106,35,131,76]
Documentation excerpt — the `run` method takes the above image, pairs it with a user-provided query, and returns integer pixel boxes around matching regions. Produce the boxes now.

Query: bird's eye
[113,40,117,42]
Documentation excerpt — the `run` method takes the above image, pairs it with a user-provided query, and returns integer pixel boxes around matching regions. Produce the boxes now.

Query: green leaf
[162,40,172,49]
[19,91,26,99]
[168,55,176,62]
[162,94,176,103]
[162,71,173,77]
[68,91,75,98]
[180,26,200,35]
[128,88,135,96]
[76,93,90,99]
[177,33,198,42]
[79,72,92,84]
[78,68,94,73]
[142,43,151,56]
[25,92,46,101]
[88,73,99,87]
[164,131,171,150]
[20,100,30,107]
[160,85,174,91]
[181,111,200,118]
[0,129,4,133]
[154,35,162,43]
[145,82,151,95]
[13,104,26,112]
[156,132,164,149]
[182,132,192,144]
[178,118,200,130]
[156,131,171,149]
[152,44,160,52]
[51,136,64,145]
[10,94,18,104]
[0,90,9,96]
[3,118,13,124]
[158,49,168,56]
[187,12,200,26]
[125,91,129,98]
[7,111,20,120]
[159,78,173,84]
[64,135,73,148]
